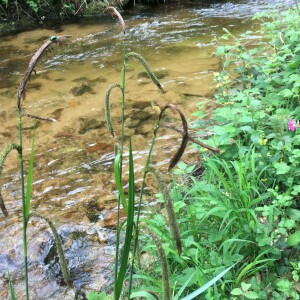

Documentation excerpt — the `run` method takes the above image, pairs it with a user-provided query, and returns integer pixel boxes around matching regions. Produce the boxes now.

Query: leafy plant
[134,6,300,299]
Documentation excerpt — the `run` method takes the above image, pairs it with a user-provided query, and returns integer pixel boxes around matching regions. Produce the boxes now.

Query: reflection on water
[0,0,294,297]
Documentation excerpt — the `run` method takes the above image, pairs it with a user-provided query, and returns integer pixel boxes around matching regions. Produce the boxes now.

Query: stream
[0,0,295,298]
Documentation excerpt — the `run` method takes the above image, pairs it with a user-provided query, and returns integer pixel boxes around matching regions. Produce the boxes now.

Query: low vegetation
[0,0,125,22]
[133,6,300,300]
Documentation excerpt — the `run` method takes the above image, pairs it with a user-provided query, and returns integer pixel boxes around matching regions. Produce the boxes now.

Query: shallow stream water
[0,0,294,298]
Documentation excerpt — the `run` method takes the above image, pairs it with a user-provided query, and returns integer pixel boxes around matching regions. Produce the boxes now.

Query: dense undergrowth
[133,7,300,300]
[0,0,124,22]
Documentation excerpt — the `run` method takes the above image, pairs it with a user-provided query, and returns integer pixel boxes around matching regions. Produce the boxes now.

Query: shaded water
[0,0,294,298]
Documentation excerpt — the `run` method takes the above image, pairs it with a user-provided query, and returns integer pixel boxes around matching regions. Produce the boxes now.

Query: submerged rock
[70,82,94,96]
[137,69,169,80]
[0,219,115,299]
[79,117,105,134]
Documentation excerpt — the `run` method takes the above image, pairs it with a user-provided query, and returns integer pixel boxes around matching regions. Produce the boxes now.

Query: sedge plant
[0,35,72,299]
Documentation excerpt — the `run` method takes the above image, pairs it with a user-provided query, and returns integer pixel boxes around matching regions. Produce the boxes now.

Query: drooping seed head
[105,6,126,34]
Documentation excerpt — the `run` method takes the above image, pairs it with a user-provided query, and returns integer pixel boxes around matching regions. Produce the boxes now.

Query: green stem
[114,37,127,300]
[128,121,160,295]
[18,111,29,300]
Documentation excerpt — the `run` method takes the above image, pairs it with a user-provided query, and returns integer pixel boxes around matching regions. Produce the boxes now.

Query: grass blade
[7,270,16,300]
[182,263,237,300]
[130,291,158,300]
[115,138,135,299]
[114,153,128,214]
[173,272,195,300]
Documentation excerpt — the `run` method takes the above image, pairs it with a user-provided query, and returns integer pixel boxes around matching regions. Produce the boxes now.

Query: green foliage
[87,291,112,300]
[0,0,97,22]
[231,282,259,299]
[135,7,300,299]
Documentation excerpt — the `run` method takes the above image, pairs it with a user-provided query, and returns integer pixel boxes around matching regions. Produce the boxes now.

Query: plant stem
[114,36,127,300]
[128,121,160,295]
[18,111,29,300]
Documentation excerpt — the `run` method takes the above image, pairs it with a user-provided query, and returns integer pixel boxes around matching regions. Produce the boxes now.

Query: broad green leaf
[231,288,243,296]
[241,282,251,291]
[244,291,259,299]
[87,291,109,300]
[273,162,290,175]
[287,208,300,221]
[287,231,300,247]
[291,185,300,196]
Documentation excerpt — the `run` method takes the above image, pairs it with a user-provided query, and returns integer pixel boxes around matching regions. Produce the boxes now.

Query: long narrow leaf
[25,120,36,221]
[182,263,237,300]
[115,138,135,299]
[114,153,128,214]
[130,291,158,300]
[173,272,195,300]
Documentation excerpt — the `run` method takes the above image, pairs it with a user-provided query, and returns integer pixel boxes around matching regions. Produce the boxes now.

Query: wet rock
[125,117,140,129]
[89,76,107,84]
[131,100,152,110]
[85,142,113,154]
[0,131,12,138]
[54,130,76,139]
[0,89,15,98]
[95,200,105,211]
[137,109,153,122]
[79,117,105,134]
[0,76,13,89]
[50,108,64,120]
[72,77,89,82]
[72,76,106,84]
[27,81,42,91]
[81,215,90,224]
[59,206,87,223]
[137,69,169,80]
[132,134,148,151]
[124,107,154,129]
[0,220,116,299]
[103,210,126,228]
[70,82,94,96]
[136,122,155,135]
[99,195,117,209]
[86,195,112,213]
